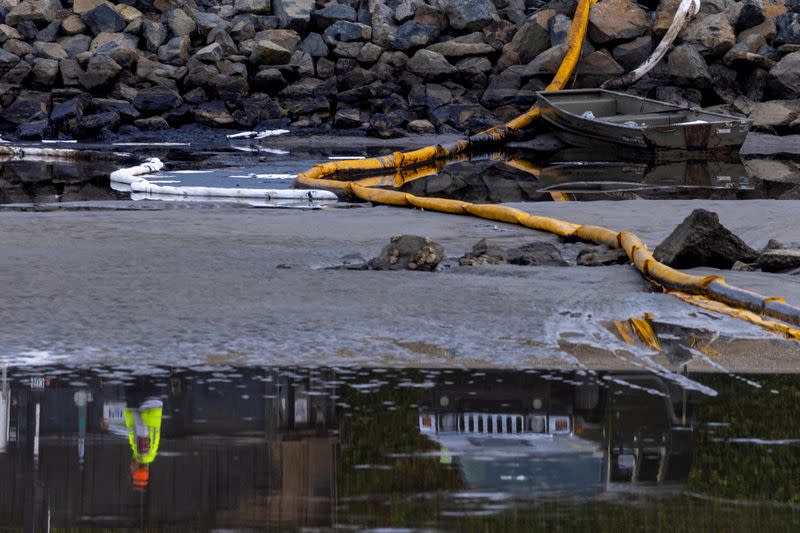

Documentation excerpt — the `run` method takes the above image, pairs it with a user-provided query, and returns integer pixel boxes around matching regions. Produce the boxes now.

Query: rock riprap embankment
[1,0,799,140]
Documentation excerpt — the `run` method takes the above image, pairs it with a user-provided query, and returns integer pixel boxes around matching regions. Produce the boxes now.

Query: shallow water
[3,143,799,207]
[2,365,800,531]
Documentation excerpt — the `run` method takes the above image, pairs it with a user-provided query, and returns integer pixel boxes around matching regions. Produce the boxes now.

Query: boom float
[294,0,800,340]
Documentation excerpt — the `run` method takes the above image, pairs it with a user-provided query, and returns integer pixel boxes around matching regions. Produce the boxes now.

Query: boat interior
[542,91,730,128]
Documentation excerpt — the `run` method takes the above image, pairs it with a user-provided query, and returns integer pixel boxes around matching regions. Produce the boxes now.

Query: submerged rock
[653,209,758,269]
[370,235,444,271]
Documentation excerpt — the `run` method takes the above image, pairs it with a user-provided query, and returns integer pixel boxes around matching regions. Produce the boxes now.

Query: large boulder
[323,20,371,43]
[407,49,456,78]
[310,3,357,30]
[369,235,445,271]
[80,2,126,35]
[612,35,652,71]
[233,0,271,15]
[588,0,650,44]
[734,0,766,33]
[758,249,800,273]
[653,209,758,269]
[158,36,190,65]
[749,100,800,130]
[767,51,800,99]
[273,0,315,31]
[0,48,20,78]
[445,0,497,32]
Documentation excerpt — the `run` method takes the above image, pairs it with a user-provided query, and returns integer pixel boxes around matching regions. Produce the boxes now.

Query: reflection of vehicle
[418,372,606,495]
[417,372,697,498]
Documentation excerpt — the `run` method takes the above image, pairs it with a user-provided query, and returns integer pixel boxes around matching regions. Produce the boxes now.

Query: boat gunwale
[535,89,750,131]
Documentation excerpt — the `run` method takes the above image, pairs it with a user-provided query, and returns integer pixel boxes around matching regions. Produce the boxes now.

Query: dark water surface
[3,145,799,207]
[2,365,800,531]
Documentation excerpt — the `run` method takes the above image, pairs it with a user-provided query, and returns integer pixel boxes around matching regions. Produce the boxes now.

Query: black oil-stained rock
[460,238,568,266]
[576,247,629,266]
[370,235,444,271]
[757,249,800,273]
[653,209,758,269]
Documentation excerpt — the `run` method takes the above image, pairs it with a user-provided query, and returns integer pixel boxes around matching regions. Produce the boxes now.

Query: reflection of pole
[34,403,40,462]
[74,390,89,467]
[0,366,9,452]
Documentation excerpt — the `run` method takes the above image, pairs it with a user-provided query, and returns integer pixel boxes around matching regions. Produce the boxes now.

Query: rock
[612,35,652,71]
[427,39,494,57]
[407,49,455,79]
[59,34,92,58]
[250,39,292,64]
[323,20,371,43]
[0,24,23,43]
[133,86,183,113]
[158,36,190,65]
[311,3,356,30]
[414,3,447,30]
[193,100,235,127]
[134,116,170,130]
[588,0,649,44]
[680,13,735,57]
[5,1,56,27]
[548,13,570,46]
[81,2,126,35]
[61,15,87,36]
[0,48,20,78]
[667,44,711,87]
[234,0,271,15]
[17,119,50,140]
[142,19,167,52]
[506,9,551,63]
[358,41,382,62]
[749,100,800,130]
[33,41,66,60]
[767,51,800,99]
[254,29,302,51]
[393,21,439,50]
[481,68,520,107]
[35,20,59,42]
[731,261,756,272]
[30,57,58,87]
[406,118,435,133]
[506,242,568,266]
[369,235,444,271]
[333,106,366,128]
[521,43,567,76]
[59,59,80,86]
[723,34,776,70]
[78,54,122,91]
[273,0,315,31]
[73,0,104,14]
[445,0,497,32]
[116,4,143,24]
[0,91,50,125]
[163,8,196,37]
[734,0,765,32]
[460,238,508,265]
[775,13,800,46]
[93,97,139,120]
[757,249,800,273]
[73,110,120,137]
[653,209,758,269]
[194,42,224,62]
[300,32,329,56]
[576,247,629,266]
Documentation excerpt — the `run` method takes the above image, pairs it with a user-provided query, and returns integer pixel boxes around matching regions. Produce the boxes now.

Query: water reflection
[1,365,799,530]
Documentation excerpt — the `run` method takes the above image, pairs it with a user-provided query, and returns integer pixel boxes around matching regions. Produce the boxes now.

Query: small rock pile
[1,0,799,140]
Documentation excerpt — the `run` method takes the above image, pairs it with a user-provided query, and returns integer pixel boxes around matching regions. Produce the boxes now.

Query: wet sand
[1,199,799,372]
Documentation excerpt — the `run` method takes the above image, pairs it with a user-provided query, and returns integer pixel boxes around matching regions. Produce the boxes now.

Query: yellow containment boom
[295,0,800,341]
